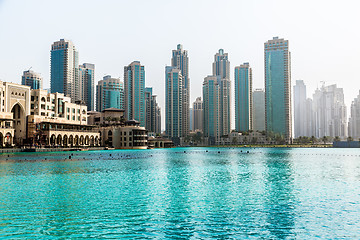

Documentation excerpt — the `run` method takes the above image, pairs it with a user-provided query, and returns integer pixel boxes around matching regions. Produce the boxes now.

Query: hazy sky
[1,0,360,128]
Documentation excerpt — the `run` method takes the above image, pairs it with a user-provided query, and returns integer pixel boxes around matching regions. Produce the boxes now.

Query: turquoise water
[1,147,360,239]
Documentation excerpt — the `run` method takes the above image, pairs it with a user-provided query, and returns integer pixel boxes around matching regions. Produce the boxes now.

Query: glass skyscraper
[50,39,78,100]
[22,70,43,90]
[171,44,190,136]
[124,61,145,127]
[253,89,265,132]
[78,63,95,111]
[96,75,124,112]
[264,37,292,142]
[165,66,183,140]
[235,63,252,132]
[203,75,220,144]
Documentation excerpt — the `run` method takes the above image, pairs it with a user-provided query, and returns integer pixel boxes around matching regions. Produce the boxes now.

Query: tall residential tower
[235,63,252,132]
[264,37,292,142]
[171,44,190,136]
[50,39,79,100]
[124,61,145,127]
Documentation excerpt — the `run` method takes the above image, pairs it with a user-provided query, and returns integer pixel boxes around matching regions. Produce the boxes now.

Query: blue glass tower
[22,70,42,90]
[165,66,183,139]
[78,63,95,111]
[50,39,78,100]
[124,61,145,127]
[264,37,292,142]
[235,63,252,132]
[96,75,124,112]
[203,75,220,143]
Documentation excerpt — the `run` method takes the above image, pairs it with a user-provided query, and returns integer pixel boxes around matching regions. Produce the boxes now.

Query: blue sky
[1,0,360,127]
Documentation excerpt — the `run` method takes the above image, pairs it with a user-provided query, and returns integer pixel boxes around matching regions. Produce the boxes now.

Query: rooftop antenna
[28,66,32,71]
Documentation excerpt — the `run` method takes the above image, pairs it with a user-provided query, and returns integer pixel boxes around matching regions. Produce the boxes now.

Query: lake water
[0,147,360,239]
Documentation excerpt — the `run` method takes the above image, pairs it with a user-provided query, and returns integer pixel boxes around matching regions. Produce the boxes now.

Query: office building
[264,37,292,142]
[22,70,43,90]
[253,89,265,131]
[124,61,145,127]
[171,44,190,135]
[96,75,124,112]
[235,63,252,132]
[50,39,79,100]
[78,63,95,111]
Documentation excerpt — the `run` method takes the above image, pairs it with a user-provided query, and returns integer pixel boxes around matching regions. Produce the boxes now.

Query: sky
[1,0,360,129]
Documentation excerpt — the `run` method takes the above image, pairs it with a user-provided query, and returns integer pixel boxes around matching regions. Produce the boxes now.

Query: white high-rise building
[171,44,190,136]
[253,89,265,132]
[312,84,347,138]
[294,80,307,137]
[212,49,231,136]
[193,97,203,132]
[348,91,360,139]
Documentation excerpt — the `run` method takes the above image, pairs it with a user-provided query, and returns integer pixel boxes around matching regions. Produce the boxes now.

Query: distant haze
[1,0,359,128]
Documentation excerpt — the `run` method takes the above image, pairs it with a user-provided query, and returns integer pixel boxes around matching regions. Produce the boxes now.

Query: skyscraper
[213,49,231,136]
[124,61,145,127]
[312,84,347,138]
[253,89,265,131]
[165,66,183,140]
[171,44,190,136]
[78,63,95,110]
[96,75,124,112]
[264,37,292,142]
[193,97,203,132]
[22,70,43,90]
[203,75,220,144]
[235,63,252,132]
[348,91,360,139]
[294,80,307,138]
[50,39,79,100]
[145,87,161,134]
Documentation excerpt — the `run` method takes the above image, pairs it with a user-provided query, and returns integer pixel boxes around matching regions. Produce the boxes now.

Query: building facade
[348,91,360,139]
[22,70,43,90]
[165,66,183,140]
[193,97,203,132]
[235,63,253,132]
[171,44,190,136]
[312,84,347,138]
[213,49,231,136]
[96,75,124,112]
[294,80,314,138]
[253,89,265,131]
[78,63,95,111]
[203,75,220,144]
[50,39,79,100]
[264,37,292,142]
[124,61,145,126]
[145,87,161,134]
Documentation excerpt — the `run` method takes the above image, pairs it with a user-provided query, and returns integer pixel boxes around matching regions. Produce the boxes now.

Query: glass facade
[165,66,183,138]
[264,37,291,141]
[235,63,252,132]
[124,62,145,127]
[96,76,123,112]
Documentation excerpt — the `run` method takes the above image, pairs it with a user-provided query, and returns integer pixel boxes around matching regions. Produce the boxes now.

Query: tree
[310,136,316,144]
[334,136,340,142]
[232,137,238,145]
[347,136,353,142]
[251,137,257,144]
[322,136,328,144]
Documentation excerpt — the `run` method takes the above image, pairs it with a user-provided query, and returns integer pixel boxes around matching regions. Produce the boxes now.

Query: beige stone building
[0,81,99,148]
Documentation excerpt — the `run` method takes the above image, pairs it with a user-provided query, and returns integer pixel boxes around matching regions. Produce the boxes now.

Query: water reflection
[264,149,296,239]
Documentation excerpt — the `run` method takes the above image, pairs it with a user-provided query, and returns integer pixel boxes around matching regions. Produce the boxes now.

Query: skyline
[1,0,360,129]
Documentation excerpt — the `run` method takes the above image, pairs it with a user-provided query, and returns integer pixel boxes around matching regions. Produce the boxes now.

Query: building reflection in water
[263,149,297,239]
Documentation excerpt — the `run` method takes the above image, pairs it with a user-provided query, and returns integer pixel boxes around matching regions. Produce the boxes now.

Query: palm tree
[322,136,328,144]
[334,136,340,142]
[310,136,316,144]
[347,136,353,142]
